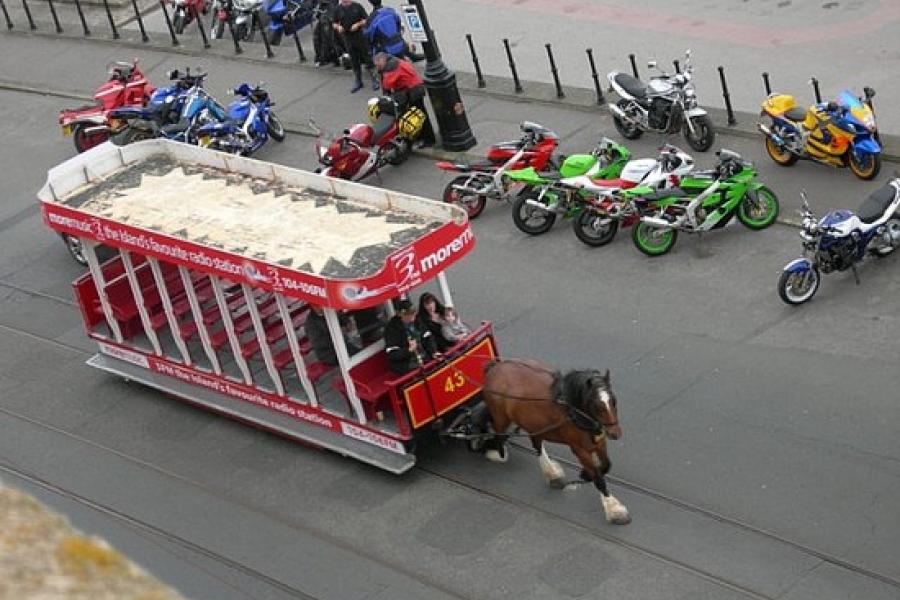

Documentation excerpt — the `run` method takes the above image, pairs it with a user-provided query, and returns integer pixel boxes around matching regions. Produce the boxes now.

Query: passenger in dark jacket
[417,292,451,351]
[383,299,437,374]
[306,304,359,366]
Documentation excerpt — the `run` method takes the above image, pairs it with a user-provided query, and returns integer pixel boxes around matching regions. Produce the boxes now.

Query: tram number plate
[444,371,466,394]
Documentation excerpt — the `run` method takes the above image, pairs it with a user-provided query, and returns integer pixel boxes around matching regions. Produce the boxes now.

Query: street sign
[400,5,428,43]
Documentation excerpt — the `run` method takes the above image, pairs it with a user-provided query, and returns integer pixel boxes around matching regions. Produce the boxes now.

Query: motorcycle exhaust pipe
[83,125,111,135]
[640,216,674,228]
[452,183,491,195]
[607,103,639,125]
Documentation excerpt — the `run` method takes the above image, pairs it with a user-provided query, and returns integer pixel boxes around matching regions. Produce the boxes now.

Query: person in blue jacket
[364,0,424,62]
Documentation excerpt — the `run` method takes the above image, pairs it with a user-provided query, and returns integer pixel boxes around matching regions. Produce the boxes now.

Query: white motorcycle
[607,49,715,152]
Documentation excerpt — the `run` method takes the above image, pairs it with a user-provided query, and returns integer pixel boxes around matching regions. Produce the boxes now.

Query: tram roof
[38,140,475,309]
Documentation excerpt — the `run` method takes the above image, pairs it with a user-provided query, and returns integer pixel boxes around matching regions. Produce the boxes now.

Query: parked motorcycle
[209,0,264,40]
[313,96,425,180]
[170,0,208,34]
[758,88,881,180]
[267,0,314,46]
[607,49,715,152]
[509,142,692,237]
[630,150,779,256]
[58,60,153,153]
[196,83,285,156]
[572,145,695,247]
[436,122,560,219]
[777,181,900,305]
[110,69,226,146]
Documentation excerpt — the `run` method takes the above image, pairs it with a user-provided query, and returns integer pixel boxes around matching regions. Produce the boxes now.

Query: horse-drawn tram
[38,140,498,474]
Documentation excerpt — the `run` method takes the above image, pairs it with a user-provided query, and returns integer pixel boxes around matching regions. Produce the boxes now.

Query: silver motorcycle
[607,49,715,152]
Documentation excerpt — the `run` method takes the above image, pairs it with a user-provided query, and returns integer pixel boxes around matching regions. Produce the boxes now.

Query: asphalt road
[1,34,900,600]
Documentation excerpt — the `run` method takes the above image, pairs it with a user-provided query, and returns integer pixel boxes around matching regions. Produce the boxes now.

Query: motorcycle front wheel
[737,186,779,230]
[683,114,715,152]
[613,100,643,140]
[442,175,488,220]
[848,151,881,180]
[573,209,619,247]
[267,113,286,141]
[632,221,677,256]
[512,193,556,235]
[210,15,224,38]
[778,268,820,305]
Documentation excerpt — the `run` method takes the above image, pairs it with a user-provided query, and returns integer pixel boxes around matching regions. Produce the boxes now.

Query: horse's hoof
[485,449,508,463]
[602,496,631,525]
[608,512,632,525]
[548,477,567,490]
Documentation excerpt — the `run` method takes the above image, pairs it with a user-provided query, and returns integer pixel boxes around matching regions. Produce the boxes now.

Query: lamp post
[403,0,476,151]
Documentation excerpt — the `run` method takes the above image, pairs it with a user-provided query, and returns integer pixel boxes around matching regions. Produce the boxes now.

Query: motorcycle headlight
[864,113,876,131]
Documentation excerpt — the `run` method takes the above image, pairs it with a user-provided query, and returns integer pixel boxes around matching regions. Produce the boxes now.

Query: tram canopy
[39,140,475,310]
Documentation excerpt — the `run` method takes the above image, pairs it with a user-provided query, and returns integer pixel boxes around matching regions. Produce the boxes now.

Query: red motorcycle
[435,122,560,219]
[313,97,424,181]
[59,60,154,153]
[170,0,209,34]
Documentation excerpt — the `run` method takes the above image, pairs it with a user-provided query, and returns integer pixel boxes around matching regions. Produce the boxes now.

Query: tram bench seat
[238,306,309,360]
[270,347,332,384]
[331,353,393,418]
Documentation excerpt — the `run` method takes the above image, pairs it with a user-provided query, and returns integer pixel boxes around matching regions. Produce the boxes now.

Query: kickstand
[851,263,861,285]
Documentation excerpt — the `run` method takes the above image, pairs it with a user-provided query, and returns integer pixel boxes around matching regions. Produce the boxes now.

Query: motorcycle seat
[783,107,807,122]
[494,140,526,151]
[371,114,395,143]
[613,73,647,98]
[857,184,897,224]
[590,178,626,188]
[453,160,498,172]
[161,120,191,136]
[639,188,688,201]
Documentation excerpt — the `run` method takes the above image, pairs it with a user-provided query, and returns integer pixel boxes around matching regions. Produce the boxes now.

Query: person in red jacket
[373,52,436,147]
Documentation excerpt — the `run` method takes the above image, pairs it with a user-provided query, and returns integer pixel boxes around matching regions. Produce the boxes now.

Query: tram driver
[384,299,438,374]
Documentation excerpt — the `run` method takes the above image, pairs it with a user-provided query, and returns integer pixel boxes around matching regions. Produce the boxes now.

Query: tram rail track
[2,282,899,599]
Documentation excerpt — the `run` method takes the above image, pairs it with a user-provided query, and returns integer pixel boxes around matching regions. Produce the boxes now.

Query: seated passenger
[384,299,437,375]
[417,292,451,351]
[440,305,471,344]
[305,304,360,366]
[351,305,386,345]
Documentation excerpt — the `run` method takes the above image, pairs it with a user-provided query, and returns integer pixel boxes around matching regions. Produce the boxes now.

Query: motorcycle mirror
[168,69,180,80]
[864,86,876,99]
[343,128,351,136]
[647,60,657,70]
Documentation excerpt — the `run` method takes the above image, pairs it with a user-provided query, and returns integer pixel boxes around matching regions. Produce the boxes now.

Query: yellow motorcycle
[757,88,881,180]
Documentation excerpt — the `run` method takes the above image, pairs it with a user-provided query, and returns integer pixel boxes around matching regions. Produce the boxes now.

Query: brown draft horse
[480,358,630,525]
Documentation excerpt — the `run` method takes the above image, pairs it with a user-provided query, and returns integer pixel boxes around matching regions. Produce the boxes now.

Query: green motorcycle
[505,138,631,235]
[630,149,780,256]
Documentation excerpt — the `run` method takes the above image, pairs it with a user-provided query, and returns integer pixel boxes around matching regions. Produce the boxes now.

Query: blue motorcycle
[266,0,314,46]
[110,69,226,146]
[778,180,900,305]
[195,83,285,156]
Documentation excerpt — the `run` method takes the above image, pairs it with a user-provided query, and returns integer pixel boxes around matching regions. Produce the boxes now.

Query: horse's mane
[552,370,604,434]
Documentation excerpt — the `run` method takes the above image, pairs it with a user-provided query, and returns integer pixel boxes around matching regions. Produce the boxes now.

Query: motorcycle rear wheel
[442,175,488,220]
[267,113,286,142]
[765,137,798,166]
[385,140,411,166]
[632,221,677,256]
[110,127,154,146]
[573,209,619,247]
[72,123,108,153]
[683,115,715,152]
[737,186,779,230]
[778,268,820,305]
[613,100,643,140]
[848,151,881,180]
[173,12,186,34]
[210,15,224,39]
[512,193,556,235]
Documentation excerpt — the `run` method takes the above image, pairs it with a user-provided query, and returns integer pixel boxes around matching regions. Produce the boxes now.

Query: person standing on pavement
[332,0,380,93]
[373,51,436,147]
[364,0,424,62]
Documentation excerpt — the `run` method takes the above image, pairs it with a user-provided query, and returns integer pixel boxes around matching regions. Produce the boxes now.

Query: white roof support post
[437,272,454,310]
[83,240,123,344]
[209,276,252,385]
[148,258,191,365]
[242,284,285,397]
[274,294,317,406]
[324,308,366,424]
[119,250,162,356]
[178,268,221,375]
